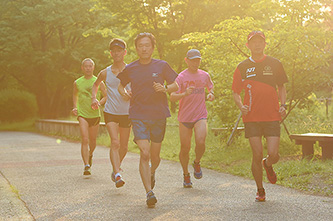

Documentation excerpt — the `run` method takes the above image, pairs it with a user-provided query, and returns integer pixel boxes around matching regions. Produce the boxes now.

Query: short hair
[134,32,156,48]
[109,38,127,50]
[81,58,95,66]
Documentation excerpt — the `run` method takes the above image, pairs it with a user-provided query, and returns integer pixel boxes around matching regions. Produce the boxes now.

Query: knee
[82,137,89,145]
[196,141,205,149]
[269,153,280,163]
[111,140,120,150]
[120,143,128,151]
[253,151,263,162]
[89,139,96,146]
[151,154,160,163]
[180,145,191,154]
[140,150,150,162]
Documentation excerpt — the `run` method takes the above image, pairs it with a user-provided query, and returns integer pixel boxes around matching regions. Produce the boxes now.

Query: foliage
[0,0,331,122]
[0,89,38,122]
[0,0,118,118]
[0,118,36,132]
[173,0,332,125]
[96,0,257,72]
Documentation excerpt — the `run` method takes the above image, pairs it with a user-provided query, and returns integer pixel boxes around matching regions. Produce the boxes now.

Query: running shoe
[263,158,277,184]
[83,165,91,175]
[115,175,125,188]
[89,155,93,167]
[183,173,193,188]
[193,161,202,179]
[146,190,157,208]
[151,173,155,189]
[111,168,124,182]
[255,188,266,202]
[111,172,115,182]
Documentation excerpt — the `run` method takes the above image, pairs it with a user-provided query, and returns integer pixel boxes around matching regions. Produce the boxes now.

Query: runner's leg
[119,126,131,164]
[249,137,264,189]
[265,137,280,166]
[78,117,90,165]
[106,122,121,174]
[179,123,193,175]
[136,139,152,192]
[193,119,207,163]
[150,142,162,175]
[88,122,99,158]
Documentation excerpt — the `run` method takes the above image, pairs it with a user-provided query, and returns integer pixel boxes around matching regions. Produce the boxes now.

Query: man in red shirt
[232,31,288,202]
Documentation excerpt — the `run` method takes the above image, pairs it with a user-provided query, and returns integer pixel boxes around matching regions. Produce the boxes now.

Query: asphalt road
[0,131,332,221]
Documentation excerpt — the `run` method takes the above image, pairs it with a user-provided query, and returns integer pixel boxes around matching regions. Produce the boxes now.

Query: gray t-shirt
[104,65,130,115]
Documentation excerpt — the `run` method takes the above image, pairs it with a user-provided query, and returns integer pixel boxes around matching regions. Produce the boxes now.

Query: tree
[174,0,332,125]
[0,0,114,118]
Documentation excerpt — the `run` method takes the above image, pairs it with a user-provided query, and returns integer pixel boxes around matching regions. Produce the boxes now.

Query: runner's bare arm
[72,81,78,116]
[98,81,107,106]
[166,81,179,93]
[278,84,287,116]
[118,83,131,101]
[169,86,194,102]
[91,69,107,106]
[233,92,248,115]
[207,88,215,101]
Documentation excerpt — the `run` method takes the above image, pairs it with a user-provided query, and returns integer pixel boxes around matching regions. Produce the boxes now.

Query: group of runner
[72,31,288,207]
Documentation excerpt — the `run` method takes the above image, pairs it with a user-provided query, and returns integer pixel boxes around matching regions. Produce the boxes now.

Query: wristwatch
[281,104,287,108]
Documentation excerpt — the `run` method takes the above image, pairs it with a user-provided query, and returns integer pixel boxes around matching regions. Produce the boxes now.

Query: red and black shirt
[232,55,288,122]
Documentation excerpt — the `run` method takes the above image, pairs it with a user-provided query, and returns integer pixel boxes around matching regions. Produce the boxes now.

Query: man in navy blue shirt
[117,32,178,207]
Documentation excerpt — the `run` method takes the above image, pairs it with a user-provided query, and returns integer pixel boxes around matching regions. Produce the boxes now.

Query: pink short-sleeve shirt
[175,69,213,122]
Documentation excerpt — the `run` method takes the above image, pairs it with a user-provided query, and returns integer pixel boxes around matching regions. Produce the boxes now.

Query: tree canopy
[0,0,331,122]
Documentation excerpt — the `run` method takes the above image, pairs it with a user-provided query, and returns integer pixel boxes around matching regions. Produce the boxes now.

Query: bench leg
[319,141,333,160]
[299,141,315,159]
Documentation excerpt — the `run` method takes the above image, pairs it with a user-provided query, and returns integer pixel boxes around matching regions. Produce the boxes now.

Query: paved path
[0,132,332,221]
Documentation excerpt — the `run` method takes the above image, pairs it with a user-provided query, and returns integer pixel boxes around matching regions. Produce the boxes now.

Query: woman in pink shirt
[170,49,214,188]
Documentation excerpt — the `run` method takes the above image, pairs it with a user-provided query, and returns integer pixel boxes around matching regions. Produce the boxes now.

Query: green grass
[0,118,37,132]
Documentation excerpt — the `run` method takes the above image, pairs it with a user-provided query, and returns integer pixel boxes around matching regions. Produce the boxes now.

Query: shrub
[0,89,38,122]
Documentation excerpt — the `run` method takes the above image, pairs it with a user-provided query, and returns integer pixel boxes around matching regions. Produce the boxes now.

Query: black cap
[109,39,126,50]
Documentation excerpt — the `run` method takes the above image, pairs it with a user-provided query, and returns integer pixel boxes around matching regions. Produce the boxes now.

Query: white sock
[115,173,121,178]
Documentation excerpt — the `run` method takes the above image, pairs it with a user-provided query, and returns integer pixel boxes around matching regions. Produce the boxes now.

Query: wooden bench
[289,133,333,160]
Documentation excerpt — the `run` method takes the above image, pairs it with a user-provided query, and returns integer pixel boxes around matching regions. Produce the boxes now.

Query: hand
[72,108,78,116]
[126,89,132,97]
[121,91,132,101]
[153,82,166,93]
[207,92,215,101]
[91,98,100,110]
[279,106,286,117]
[185,86,195,96]
[240,105,249,115]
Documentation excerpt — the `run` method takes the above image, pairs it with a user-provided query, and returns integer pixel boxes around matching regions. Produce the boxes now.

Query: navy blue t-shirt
[117,59,178,120]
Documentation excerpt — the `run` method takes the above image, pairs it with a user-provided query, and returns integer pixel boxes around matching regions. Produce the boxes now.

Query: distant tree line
[0,0,331,123]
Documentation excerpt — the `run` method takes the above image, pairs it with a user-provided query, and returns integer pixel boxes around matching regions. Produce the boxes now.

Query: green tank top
[76,75,100,118]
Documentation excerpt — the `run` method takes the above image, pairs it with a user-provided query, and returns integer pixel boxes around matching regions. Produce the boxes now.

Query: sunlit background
[0,0,331,124]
